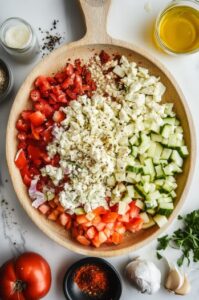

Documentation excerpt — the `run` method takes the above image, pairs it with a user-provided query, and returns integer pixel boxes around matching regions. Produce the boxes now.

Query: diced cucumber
[129,135,139,146]
[153,214,168,227]
[135,184,146,198]
[146,208,156,215]
[170,190,177,198]
[131,146,138,157]
[75,208,85,215]
[139,134,151,154]
[171,150,183,167]
[161,148,172,160]
[141,175,150,183]
[163,163,182,175]
[143,158,155,178]
[135,199,145,210]
[151,133,162,143]
[126,185,135,198]
[139,212,150,223]
[155,179,164,186]
[126,165,142,174]
[161,124,175,139]
[121,194,132,204]
[158,202,174,217]
[126,172,136,183]
[146,191,160,203]
[175,126,183,134]
[158,196,172,203]
[145,201,157,209]
[155,165,165,179]
[154,143,163,160]
[163,117,176,125]
[162,182,174,193]
[142,218,156,229]
[147,141,157,157]
[178,146,189,158]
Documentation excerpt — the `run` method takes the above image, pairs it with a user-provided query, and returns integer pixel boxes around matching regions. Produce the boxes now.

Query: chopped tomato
[39,204,50,214]
[30,89,41,102]
[93,206,107,215]
[111,232,123,245]
[15,149,27,170]
[101,212,118,223]
[129,201,140,219]
[86,226,97,240]
[126,217,144,233]
[76,235,90,246]
[76,215,88,225]
[29,111,46,127]
[59,213,70,226]
[16,118,30,132]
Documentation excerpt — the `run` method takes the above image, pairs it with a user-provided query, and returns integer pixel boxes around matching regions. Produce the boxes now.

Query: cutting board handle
[78,0,112,44]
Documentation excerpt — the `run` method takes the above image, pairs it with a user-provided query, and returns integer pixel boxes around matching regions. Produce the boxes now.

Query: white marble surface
[0,0,199,299]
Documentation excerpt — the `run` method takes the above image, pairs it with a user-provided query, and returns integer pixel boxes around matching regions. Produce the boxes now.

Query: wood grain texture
[6,0,196,257]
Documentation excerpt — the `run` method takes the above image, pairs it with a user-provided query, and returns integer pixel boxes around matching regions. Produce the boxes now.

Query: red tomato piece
[95,222,106,231]
[92,206,107,215]
[21,110,33,120]
[65,63,74,76]
[23,174,32,187]
[101,212,118,223]
[61,74,75,89]
[86,226,97,240]
[98,231,107,244]
[39,204,50,215]
[76,235,90,246]
[66,89,77,100]
[34,100,54,118]
[35,76,51,91]
[15,149,27,170]
[31,125,44,140]
[29,111,46,127]
[30,89,41,102]
[126,216,144,233]
[76,215,88,225]
[129,201,140,219]
[111,232,123,245]
[16,118,30,132]
[17,132,27,141]
[59,213,70,226]
[99,50,111,64]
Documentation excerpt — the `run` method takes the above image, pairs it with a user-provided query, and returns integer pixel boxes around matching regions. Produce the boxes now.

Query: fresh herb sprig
[157,209,199,266]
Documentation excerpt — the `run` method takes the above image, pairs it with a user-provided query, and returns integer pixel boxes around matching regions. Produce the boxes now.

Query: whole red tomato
[0,252,51,300]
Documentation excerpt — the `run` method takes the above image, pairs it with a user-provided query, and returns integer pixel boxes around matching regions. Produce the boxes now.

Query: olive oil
[157,5,199,53]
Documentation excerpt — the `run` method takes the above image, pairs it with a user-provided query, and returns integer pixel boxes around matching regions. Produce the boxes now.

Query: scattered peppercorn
[38,20,63,57]
[73,264,109,297]
[0,66,8,94]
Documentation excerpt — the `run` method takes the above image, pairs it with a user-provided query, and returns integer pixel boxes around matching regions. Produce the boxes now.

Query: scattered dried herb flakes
[38,20,64,57]
[157,210,199,266]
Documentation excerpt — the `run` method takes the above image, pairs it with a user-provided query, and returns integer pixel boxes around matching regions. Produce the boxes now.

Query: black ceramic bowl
[0,58,13,103]
[63,257,122,300]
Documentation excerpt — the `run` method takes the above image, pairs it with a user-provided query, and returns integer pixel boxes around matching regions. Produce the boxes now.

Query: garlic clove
[175,274,191,295]
[165,267,184,292]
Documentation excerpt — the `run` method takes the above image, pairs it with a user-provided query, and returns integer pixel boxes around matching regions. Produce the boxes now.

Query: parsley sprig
[157,210,199,266]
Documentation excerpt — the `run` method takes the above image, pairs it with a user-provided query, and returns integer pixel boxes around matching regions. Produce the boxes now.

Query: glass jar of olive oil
[155,0,199,54]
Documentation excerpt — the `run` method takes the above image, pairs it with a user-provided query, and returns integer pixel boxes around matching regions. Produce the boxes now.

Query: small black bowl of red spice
[63,257,122,300]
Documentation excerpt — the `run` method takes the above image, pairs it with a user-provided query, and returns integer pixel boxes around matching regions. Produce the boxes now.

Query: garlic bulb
[125,258,161,294]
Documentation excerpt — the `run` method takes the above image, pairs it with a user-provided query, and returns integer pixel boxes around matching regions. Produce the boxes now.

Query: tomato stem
[14,280,27,292]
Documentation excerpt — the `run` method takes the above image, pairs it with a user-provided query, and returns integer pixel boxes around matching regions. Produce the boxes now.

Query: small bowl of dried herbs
[0,58,13,103]
[63,257,122,300]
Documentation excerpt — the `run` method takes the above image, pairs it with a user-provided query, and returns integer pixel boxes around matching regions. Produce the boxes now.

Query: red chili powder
[73,264,109,296]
